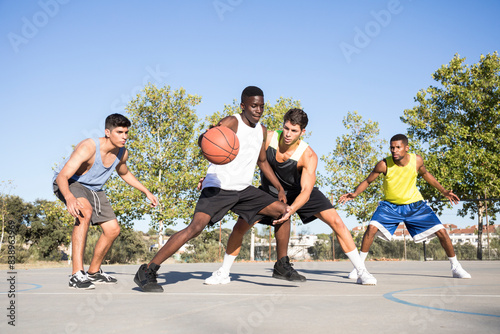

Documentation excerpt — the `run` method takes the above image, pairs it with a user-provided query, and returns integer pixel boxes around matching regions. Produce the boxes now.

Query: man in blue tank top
[134,86,293,292]
[53,114,158,289]
[205,109,376,286]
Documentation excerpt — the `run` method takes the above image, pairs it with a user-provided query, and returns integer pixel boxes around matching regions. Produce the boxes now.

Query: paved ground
[1,260,499,334]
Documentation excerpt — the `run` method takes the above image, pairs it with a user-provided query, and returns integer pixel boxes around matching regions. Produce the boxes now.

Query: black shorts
[194,186,278,226]
[258,187,333,226]
[53,180,116,225]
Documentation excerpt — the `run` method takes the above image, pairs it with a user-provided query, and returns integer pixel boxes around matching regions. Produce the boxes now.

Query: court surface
[1,260,499,333]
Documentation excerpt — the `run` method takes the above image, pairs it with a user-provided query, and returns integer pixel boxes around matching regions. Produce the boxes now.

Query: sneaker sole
[204,279,230,285]
[358,282,377,286]
[134,276,163,292]
[68,284,95,290]
[272,273,306,282]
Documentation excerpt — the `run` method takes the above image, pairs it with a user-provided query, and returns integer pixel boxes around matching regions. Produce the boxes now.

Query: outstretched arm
[287,147,317,215]
[417,155,459,205]
[116,150,158,207]
[338,160,386,205]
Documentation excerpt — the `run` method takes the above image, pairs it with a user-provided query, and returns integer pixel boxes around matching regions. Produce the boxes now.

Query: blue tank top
[53,138,124,191]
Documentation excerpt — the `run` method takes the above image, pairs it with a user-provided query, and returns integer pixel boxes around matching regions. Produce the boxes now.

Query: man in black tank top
[205,109,377,286]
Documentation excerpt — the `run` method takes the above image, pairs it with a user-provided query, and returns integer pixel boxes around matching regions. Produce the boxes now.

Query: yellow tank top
[383,153,424,205]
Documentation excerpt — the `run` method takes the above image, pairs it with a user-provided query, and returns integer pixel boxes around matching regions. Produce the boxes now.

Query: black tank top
[261,131,309,196]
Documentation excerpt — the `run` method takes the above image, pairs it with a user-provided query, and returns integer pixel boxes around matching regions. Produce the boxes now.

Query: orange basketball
[200,126,239,165]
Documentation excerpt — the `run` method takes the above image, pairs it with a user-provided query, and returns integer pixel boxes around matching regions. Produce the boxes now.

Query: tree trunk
[477,200,483,260]
[250,227,255,261]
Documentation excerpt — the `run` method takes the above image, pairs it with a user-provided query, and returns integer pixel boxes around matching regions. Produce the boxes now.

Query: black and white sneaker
[69,270,95,289]
[87,269,118,284]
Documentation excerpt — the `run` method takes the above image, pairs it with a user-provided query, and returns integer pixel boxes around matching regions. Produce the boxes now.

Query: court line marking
[0,283,42,294]
[383,285,500,318]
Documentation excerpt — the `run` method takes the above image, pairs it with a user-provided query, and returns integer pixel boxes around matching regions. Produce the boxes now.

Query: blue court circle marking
[383,285,500,318]
[0,282,43,294]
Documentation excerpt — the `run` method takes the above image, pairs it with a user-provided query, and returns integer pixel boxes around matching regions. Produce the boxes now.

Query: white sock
[221,253,237,273]
[345,249,364,271]
[360,251,368,262]
[448,256,459,267]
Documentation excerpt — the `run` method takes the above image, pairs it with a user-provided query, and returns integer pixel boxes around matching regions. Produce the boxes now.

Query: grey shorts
[53,181,116,225]
[194,186,278,226]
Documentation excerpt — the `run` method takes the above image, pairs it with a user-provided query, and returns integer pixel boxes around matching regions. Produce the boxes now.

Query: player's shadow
[373,272,451,279]
[131,271,299,291]
[229,272,300,287]
[290,268,358,284]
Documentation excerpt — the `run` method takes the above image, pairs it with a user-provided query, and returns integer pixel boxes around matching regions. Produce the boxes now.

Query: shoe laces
[145,268,158,282]
[99,271,114,280]
[215,269,227,277]
[281,259,295,272]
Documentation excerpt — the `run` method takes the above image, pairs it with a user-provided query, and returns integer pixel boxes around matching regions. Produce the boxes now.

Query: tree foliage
[401,53,500,219]
[320,111,386,223]
[106,84,205,229]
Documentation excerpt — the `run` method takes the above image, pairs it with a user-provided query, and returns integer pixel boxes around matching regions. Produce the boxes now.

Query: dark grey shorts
[258,187,333,225]
[194,186,278,226]
[53,181,116,225]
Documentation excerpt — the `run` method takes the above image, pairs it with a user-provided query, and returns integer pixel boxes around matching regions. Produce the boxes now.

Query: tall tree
[401,52,500,259]
[320,111,386,224]
[106,84,204,233]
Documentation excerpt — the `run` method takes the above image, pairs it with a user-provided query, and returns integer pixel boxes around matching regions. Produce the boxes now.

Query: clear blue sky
[1,0,499,234]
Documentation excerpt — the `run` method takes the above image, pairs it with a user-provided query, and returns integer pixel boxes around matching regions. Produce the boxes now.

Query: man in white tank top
[134,86,293,292]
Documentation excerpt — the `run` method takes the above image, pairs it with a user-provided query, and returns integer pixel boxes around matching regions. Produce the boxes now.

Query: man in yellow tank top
[339,134,471,280]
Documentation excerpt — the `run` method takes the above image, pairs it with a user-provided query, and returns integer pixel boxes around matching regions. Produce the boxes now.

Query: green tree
[84,226,149,264]
[401,53,500,259]
[321,111,386,223]
[106,84,204,234]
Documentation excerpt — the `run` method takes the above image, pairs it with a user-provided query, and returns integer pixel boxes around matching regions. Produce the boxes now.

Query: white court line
[20,292,500,297]
[397,294,500,298]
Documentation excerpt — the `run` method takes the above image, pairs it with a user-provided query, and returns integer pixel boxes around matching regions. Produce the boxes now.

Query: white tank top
[202,114,263,191]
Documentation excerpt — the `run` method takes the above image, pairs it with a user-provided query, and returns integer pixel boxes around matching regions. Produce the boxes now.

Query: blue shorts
[369,200,444,243]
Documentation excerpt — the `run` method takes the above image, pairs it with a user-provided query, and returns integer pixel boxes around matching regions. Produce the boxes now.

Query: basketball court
[1,260,499,333]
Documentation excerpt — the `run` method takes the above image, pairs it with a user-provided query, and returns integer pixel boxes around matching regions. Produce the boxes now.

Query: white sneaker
[347,268,358,279]
[356,269,377,285]
[452,264,471,279]
[204,268,230,285]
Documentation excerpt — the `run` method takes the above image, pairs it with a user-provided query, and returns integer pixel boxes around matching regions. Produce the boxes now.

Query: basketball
[200,126,239,165]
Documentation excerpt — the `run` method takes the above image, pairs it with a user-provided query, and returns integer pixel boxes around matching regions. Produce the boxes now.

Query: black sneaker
[69,270,95,289]
[272,256,307,282]
[87,269,118,284]
[134,263,164,292]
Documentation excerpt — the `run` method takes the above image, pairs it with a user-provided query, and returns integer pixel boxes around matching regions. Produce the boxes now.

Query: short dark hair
[105,113,131,130]
[241,86,264,103]
[284,108,308,130]
[390,134,408,146]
